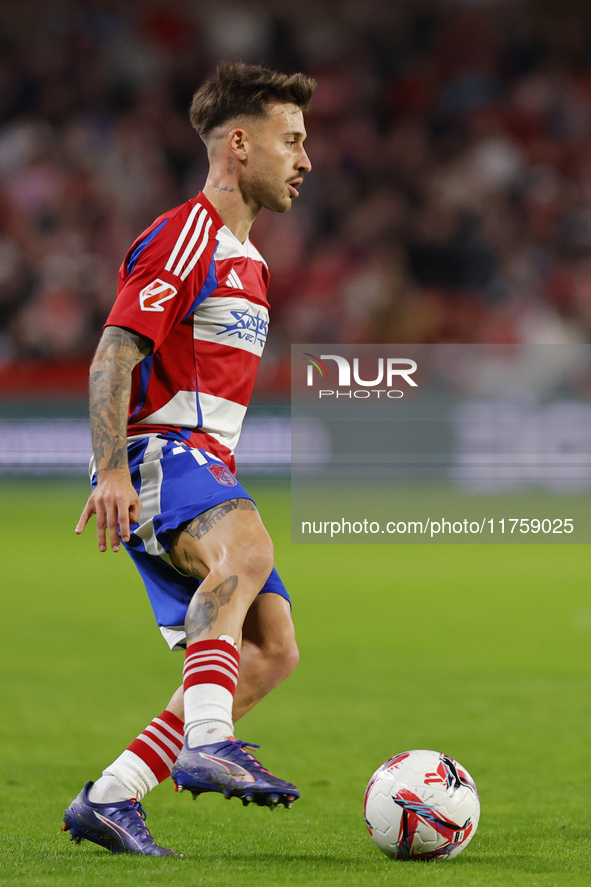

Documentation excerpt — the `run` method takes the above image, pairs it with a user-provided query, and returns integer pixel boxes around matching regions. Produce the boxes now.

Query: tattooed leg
[185,575,238,645]
[169,497,276,746]
[151,598,299,725]
[180,499,257,544]
[168,498,274,645]
[166,500,299,752]
[171,499,257,581]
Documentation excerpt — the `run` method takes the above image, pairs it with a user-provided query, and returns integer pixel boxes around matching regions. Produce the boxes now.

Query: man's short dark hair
[190,61,316,140]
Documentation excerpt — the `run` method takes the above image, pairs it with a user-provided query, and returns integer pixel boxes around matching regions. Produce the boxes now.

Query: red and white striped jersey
[106,192,270,472]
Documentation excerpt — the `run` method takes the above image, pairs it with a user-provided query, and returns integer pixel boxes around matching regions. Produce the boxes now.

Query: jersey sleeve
[106,206,219,351]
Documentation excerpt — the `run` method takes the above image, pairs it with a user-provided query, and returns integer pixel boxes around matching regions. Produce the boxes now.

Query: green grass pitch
[1,478,591,886]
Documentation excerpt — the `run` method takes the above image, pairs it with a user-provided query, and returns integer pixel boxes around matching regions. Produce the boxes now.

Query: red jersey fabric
[106,192,270,472]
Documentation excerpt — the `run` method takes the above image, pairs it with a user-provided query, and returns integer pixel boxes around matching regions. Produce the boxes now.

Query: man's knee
[171,508,275,592]
[241,632,299,696]
[259,621,300,680]
[242,593,298,677]
[230,536,275,590]
[279,636,300,679]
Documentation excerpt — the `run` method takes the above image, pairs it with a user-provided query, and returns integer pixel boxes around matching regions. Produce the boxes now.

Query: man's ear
[228,127,249,163]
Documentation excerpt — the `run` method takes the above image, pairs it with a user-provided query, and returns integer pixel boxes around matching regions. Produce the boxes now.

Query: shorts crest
[207,464,238,486]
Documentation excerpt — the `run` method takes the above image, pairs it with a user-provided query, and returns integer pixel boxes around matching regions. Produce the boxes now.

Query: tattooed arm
[76,326,152,553]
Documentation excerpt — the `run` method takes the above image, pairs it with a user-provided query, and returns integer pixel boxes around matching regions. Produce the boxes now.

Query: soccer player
[62,61,314,856]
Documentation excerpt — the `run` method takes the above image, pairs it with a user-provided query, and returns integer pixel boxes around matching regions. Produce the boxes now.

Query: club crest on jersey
[208,464,238,486]
[139,279,178,312]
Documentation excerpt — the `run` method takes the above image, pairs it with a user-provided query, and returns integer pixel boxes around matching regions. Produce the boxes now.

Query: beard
[241,167,293,214]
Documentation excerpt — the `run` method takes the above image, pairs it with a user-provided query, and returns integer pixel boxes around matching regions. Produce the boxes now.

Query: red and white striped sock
[88,710,184,803]
[183,637,240,747]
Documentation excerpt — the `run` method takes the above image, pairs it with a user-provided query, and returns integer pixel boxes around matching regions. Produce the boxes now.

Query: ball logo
[139,279,178,312]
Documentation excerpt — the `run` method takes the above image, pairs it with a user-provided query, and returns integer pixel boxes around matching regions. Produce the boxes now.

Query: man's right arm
[76,326,152,552]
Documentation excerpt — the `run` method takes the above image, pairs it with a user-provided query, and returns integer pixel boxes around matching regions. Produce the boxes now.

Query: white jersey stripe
[197,393,247,453]
[214,224,267,265]
[180,218,213,282]
[165,203,202,272]
[192,296,269,355]
[139,390,198,429]
[173,208,208,278]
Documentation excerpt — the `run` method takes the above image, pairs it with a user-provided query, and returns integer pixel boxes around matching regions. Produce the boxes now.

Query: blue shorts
[93,434,290,650]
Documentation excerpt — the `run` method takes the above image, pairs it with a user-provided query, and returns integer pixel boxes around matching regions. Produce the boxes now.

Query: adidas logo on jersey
[225,269,244,290]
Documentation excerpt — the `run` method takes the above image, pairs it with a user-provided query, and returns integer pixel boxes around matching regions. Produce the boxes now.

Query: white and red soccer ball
[364,749,480,860]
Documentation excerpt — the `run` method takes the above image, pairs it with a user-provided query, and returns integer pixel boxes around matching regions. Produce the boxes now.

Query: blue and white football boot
[171,738,299,809]
[62,782,179,856]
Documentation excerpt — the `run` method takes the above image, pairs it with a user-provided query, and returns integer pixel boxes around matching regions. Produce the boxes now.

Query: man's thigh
[123,435,255,558]
[168,498,271,582]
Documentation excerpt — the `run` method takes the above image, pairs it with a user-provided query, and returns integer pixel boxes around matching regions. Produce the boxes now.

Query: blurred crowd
[1,0,591,391]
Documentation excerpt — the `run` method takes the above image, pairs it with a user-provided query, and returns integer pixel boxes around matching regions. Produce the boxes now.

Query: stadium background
[2,0,591,391]
[2,1,591,884]
[3,0,591,472]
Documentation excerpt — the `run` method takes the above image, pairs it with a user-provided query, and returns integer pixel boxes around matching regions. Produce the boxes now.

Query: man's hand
[76,468,142,552]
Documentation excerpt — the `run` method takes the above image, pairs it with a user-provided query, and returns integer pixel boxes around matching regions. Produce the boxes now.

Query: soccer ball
[364,749,480,860]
